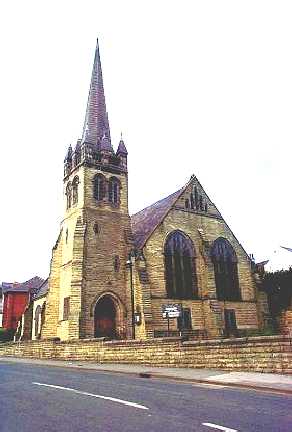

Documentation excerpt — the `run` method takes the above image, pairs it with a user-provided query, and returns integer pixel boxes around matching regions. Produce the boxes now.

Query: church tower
[42,40,133,340]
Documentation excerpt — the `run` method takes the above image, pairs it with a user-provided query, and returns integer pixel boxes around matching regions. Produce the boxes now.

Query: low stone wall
[0,335,291,374]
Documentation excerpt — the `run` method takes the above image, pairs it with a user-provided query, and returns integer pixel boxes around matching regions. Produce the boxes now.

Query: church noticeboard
[162,304,182,319]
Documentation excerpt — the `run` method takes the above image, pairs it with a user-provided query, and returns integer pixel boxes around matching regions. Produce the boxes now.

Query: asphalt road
[0,361,291,432]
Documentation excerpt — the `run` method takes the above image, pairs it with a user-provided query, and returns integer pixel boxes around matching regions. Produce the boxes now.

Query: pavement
[1,356,292,395]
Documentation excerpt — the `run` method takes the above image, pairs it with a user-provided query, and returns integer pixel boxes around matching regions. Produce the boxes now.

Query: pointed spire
[100,132,113,152]
[117,132,128,155]
[81,39,112,149]
[64,144,73,162]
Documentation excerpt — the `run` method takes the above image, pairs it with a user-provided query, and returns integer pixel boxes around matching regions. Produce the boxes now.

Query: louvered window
[72,176,79,205]
[66,182,72,209]
[108,177,120,205]
[94,174,106,201]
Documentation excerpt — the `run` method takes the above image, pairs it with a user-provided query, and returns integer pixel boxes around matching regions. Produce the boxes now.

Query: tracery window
[72,176,79,205]
[66,182,72,209]
[93,174,106,201]
[108,177,120,205]
[164,231,197,299]
[211,237,240,301]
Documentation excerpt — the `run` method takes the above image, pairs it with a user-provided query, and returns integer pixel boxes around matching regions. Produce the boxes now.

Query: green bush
[244,326,278,337]
[0,328,15,342]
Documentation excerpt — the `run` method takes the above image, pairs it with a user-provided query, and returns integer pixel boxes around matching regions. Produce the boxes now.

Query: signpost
[162,304,182,336]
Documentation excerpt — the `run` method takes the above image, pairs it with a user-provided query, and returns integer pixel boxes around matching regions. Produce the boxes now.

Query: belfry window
[109,177,120,205]
[72,176,79,205]
[66,182,72,209]
[93,174,106,201]
[211,238,240,301]
[164,231,197,299]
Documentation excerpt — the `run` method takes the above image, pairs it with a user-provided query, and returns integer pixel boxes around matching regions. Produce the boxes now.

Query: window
[194,186,199,209]
[72,176,79,205]
[93,174,105,201]
[114,255,120,272]
[66,182,72,209]
[211,238,240,301]
[63,297,70,320]
[34,305,42,338]
[224,309,238,337]
[93,222,100,234]
[190,193,194,209]
[177,308,192,330]
[108,177,120,205]
[65,229,69,244]
[164,231,197,299]
[199,195,204,211]
[185,199,189,209]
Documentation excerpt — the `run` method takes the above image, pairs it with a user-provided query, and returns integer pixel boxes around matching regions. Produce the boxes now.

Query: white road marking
[192,383,227,389]
[202,422,238,432]
[33,382,148,410]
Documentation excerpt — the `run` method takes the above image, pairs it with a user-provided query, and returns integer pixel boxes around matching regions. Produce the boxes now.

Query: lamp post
[126,251,135,340]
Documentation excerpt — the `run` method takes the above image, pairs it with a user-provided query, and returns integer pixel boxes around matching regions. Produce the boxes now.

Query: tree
[263,267,292,329]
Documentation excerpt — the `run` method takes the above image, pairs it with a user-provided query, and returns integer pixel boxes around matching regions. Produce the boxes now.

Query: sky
[0,0,291,282]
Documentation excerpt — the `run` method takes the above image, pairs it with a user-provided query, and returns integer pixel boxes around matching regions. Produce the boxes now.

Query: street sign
[162,304,182,319]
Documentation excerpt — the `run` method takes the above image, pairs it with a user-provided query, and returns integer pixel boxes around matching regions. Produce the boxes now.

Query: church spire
[81,39,113,150]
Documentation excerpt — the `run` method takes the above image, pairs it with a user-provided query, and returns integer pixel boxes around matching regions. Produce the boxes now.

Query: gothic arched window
[211,237,240,301]
[72,176,79,205]
[164,231,197,299]
[108,177,120,205]
[66,182,72,209]
[93,174,106,201]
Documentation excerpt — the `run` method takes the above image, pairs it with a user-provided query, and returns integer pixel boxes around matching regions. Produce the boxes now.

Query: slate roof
[131,188,184,249]
[1,276,44,295]
[33,278,49,300]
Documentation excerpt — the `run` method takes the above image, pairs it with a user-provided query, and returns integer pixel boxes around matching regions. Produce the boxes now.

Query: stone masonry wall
[0,335,291,374]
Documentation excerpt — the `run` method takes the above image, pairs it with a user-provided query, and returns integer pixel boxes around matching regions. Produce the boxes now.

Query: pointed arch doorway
[94,295,117,339]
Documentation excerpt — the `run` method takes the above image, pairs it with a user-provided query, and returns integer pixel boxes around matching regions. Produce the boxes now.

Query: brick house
[36,40,268,341]
[2,277,44,331]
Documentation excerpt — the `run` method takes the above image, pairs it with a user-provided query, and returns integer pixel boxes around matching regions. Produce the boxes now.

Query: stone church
[36,40,267,341]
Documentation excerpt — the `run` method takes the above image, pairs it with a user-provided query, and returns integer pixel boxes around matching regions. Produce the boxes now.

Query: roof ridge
[131,188,183,218]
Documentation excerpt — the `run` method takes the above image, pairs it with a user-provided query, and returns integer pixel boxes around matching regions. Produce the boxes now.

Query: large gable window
[164,231,197,299]
[211,237,240,301]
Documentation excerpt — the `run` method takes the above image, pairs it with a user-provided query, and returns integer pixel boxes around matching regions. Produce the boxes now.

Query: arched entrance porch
[94,293,126,339]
